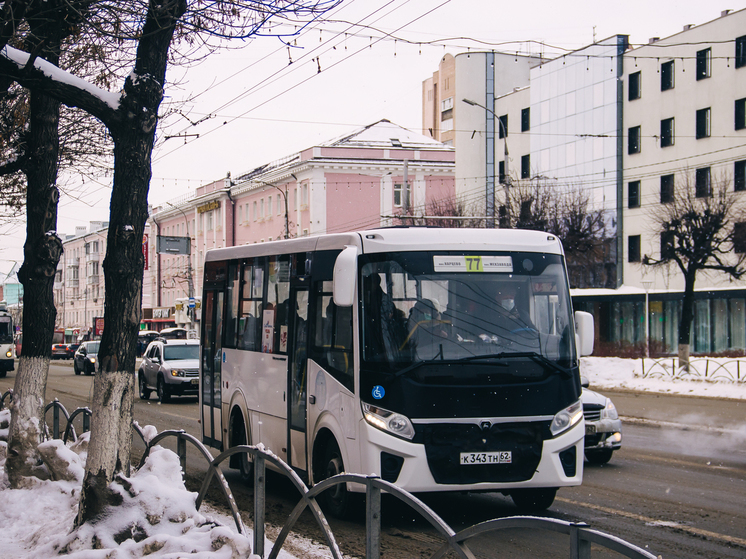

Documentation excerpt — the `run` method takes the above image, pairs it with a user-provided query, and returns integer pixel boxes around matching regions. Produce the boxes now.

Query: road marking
[556,496,746,548]
[620,415,742,436]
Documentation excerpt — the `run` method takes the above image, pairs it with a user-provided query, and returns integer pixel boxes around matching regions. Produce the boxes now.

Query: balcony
[67,257,80,268]
[86,275,100,285]
[53,281,63,291]
[67,279,79,288]
[86,251,100,262]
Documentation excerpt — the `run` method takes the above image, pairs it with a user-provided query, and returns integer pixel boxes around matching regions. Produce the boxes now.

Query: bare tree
[1,0,342,529]
[643,172,746,370]
[403,195,486,228]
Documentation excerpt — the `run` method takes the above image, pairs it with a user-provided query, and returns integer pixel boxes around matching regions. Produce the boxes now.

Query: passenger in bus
[405,299,449,355]
[491,283,540,349]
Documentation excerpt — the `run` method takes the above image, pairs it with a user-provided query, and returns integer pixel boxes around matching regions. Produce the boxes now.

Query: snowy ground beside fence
[581,357,746,400]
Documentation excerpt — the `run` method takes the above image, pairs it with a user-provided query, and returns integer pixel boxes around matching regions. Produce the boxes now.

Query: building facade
[145,120,455,331]
[428,9,746,355]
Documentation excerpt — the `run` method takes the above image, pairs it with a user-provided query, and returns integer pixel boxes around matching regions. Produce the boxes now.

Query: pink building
[146,120,455,329]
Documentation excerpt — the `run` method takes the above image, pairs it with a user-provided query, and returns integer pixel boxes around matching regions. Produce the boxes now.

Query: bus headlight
[362,402,415,440]
[550,400,583,437]
[5,349,11,358]
[170,369,186,378]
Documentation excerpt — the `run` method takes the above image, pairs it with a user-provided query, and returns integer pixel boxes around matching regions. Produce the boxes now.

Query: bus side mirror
[333,245,358,307]
[574,310,594,356]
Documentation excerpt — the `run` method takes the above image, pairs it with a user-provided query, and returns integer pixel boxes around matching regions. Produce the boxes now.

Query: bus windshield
[360,251,576,375]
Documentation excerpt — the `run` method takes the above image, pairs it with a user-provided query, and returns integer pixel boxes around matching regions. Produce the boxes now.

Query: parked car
[581,378,622,464]
[138,338,199,403]
[52,343,70,360]
[73,341,100,375]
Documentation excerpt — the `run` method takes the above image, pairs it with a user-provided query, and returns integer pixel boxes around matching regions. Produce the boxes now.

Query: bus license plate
[460,451,512,465]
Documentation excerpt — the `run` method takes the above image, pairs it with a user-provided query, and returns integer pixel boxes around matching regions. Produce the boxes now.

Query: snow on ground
[581,356,746,400]
[0,357,744,558]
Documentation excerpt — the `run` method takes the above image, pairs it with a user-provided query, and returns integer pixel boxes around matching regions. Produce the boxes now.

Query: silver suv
[581,378,623,464]
[138,338,200,403]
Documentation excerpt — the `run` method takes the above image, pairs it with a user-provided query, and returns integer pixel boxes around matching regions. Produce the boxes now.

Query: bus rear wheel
[319,441,351,518]
[510,488,557,511]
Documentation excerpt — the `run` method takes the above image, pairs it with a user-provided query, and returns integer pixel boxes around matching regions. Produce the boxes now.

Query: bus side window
[312,285,353,392]
[224,262,240,348]
[238,260,263,351]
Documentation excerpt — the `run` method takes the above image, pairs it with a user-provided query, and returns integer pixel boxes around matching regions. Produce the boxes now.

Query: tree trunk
[677,270,697,372]
[6,87,62,487]
[76,0,186,526]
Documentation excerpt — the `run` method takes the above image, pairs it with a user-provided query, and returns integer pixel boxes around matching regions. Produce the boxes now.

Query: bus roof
[204,228,564,263]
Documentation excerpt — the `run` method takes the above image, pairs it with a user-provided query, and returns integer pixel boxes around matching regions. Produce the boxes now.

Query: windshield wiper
[490,351,572,379]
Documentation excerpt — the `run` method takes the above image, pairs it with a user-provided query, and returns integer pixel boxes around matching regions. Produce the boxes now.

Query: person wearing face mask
[493,282,536,337]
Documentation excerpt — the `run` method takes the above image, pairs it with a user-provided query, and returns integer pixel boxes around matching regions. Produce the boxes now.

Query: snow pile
[0,417,254,559]
[581,357,746,400]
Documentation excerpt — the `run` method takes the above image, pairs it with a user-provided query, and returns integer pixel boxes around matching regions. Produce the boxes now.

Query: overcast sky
[1,0,740,279]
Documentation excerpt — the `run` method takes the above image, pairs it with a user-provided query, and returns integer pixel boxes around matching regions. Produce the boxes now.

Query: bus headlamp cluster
[170,369,187,378]
[550,400,583,437]
[362,402,415,440]
[5,349,11,358]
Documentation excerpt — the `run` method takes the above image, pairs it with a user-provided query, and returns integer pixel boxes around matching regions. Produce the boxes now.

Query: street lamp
[463,98,510,227]
[255,180,290,239]
[642,281,653,358]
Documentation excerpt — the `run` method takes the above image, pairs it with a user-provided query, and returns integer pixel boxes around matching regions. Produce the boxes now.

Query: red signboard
[94,317,105,337]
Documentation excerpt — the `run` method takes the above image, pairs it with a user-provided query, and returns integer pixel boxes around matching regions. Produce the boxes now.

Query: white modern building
[426,8,746,354]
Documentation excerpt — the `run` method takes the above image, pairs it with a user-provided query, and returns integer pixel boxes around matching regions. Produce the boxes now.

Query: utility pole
[463,98,510,227]
[167,203,195,324]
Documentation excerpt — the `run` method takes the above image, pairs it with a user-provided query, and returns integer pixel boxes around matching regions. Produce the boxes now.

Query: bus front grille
[418,422,547,484]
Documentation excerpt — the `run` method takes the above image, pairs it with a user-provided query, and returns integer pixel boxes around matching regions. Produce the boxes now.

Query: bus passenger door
[287,279,309,474]
[201,289,224,449]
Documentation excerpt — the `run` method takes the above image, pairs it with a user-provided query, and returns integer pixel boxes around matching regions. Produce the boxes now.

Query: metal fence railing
[641,357,746,383]
[1,391,659,559]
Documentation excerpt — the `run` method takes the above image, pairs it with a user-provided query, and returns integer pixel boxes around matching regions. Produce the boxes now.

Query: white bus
[199,228,594,514]
[0,301,15,377]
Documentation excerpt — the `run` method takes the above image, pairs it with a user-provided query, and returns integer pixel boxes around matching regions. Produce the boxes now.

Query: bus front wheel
[510,488,557,511]
[320,441,350,518]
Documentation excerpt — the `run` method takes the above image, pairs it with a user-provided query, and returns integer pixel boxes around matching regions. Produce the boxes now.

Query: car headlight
[88,357,96,364]
[170,369,186,378]
[601,399,618,420]
[362,402,415,440]
[5,349,12,358]
[550,399,583,437]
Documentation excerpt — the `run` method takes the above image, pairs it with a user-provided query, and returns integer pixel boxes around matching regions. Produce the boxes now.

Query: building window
[498,161,506,184]
[253,201,257,221]
[735,223,746,253]
[394,182,410,207]
[628,71,641,101]
[628,181,641,208]
[735,160,746,192]
[628,235,641,262]
[696,108,711,139]
[206,210,214,231]
[660,117,674,147]
[302,183,309,207]
[695,167,711,198]
[661,174,674,203]
[521,155,530,179]
[736,98,746,130]
[628,125,641,154]
[498,114,508,139]
[736,35,746,69]
[661,231,675,260]
[521,108,530,131]
[267,196,272,216]
[661,60,675,91]
[696,48,711,80]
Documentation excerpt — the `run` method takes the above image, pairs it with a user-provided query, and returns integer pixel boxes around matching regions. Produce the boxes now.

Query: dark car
[73,341,100,375]
[51,343,70,360]
[66,343,80,359]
